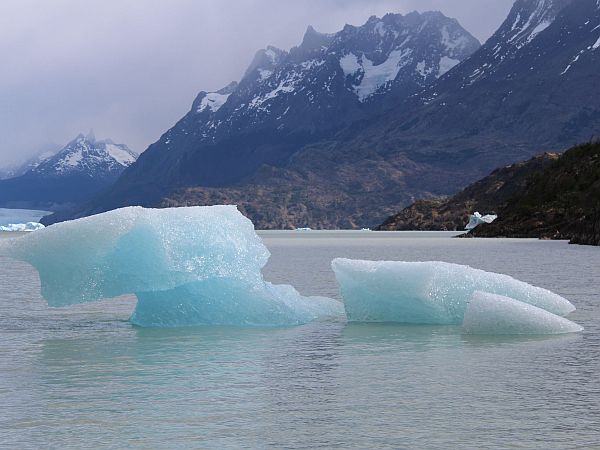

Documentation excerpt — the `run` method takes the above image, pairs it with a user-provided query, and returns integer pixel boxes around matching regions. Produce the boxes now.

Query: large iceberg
[0,206,343,327]
[332,259,575,324]
[463,291,583,335]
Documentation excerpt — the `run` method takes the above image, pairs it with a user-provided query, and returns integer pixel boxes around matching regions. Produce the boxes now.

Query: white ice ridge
[0,206,344,327]
[465,212,497,230]
[331,259,575,324]
[463,291,583,335]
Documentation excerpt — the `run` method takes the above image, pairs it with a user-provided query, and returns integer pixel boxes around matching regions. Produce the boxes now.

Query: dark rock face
[46,1,600,229]
[379,141,600,246]
[0,133,137,211]
[376,153,560,231]
[569,211,600,246]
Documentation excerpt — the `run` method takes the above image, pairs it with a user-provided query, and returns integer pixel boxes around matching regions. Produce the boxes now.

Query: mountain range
[0,133,138,210]
[43,0,600,228]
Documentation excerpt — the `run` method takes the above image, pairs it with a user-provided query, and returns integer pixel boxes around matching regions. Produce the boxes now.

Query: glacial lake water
[0,208,51,226]
[0,231,599,449]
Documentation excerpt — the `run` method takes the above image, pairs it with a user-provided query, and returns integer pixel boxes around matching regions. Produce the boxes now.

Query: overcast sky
[0,0,514,167]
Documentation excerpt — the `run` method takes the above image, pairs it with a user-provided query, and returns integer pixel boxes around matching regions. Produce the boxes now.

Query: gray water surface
[0,208,51,226]
[0,231,599,449]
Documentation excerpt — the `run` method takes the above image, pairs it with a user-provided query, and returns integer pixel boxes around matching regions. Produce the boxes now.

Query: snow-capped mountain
[0,133,137,210]
[32,132,137,178]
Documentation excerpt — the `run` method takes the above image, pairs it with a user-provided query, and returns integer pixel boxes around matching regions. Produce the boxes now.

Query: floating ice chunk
[131,280,342,327]
[332,259,575,324]
[0,222,45,232]
[465,212,497,230]
[0,206,268,305]
[463,291,583,335]
[0,206,343,327]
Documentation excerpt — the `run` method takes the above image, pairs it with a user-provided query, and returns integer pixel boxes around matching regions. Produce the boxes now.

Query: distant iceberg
[463,291,583,335]
[0,206,343,327]
[465,212,497,230]
[0,222,45,232]
[332,259,575,324]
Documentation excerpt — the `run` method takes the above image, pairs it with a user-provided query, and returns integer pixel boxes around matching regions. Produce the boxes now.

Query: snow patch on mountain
[105,143,137,166]
[60,150,83,170]
[506,0,562,49]
[441,25,474,54]
[265,48,279,63]
[197,92,231,113]
[248,59,325,110]
[340,49,414,101]
[438,56,461,77]
[339,53,362,75]
[258,69,273,81]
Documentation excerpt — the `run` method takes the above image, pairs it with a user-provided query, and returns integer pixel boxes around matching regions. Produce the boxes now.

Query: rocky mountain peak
[299,25,334,52]
[331,11,480,101]
[243,45,288,80]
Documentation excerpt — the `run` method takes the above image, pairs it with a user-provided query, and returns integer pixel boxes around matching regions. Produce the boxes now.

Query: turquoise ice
[0,206,343,327]
[332,259,576,324]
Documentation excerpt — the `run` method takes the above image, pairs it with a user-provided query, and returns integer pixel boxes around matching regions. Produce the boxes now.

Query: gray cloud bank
[0,0,513,166]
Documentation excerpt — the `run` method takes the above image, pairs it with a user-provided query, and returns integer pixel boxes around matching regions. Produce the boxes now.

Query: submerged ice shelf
[0,206,343,327]
[332,259,576,325]
[463,291,583,335]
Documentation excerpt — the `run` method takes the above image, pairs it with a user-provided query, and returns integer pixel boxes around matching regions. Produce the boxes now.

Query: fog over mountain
[0,0,513,167]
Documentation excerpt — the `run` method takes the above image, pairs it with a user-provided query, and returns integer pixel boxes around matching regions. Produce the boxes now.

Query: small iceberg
[465,212,497,230]
[463,291,583,335]
[332,259,575,324]
[0,222,45,232]
[0,206,343,327]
